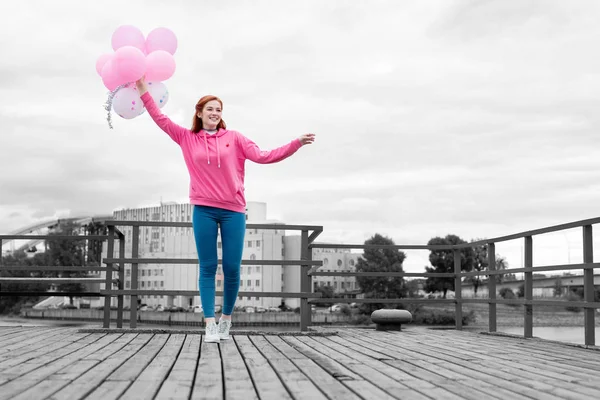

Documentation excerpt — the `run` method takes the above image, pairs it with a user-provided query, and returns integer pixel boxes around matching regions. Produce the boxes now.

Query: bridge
[0,215,113,254]
[1,217,600,399]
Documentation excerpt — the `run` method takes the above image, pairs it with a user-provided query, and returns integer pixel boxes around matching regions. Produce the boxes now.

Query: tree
[313,285,334,307]
[553,277,563,297]
[0,250,50,314]
[468,240,487,296]
[46,221,87,305]
[355,234,407,312]
[467,241,511,293]
[424,234,474,298]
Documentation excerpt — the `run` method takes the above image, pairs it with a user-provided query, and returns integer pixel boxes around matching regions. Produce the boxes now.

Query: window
[256,266,260,273]
[255,280,260,287]
[341,282,345,289]
[250,254,256,261]
[256,240,261,247]
[217,281,222,287]
[160,281,164,287]
[160,269,164,276]
[247,297,251,300]
[247,280,251,287]
[349,259,355,267]
[218,242,222,249]
[126,281,131,288]
[255,297,259,300]
[126,270,130,277]
[323,258,329,266]
[239,296,243,300]
[334,282,338,289]
[142,270,146,276]
[247,241,253,247]
[154,281,158,287]
[240,281,244,287]
[141,281,145,288]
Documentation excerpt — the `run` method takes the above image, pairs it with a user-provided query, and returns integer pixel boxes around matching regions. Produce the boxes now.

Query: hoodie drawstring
[203,131,221,168]
[216,136,221,168]
[204,133,210,165]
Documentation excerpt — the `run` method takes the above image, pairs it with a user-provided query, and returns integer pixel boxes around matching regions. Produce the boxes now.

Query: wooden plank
[8,379,70,400]
[234,335,292,400]
[0,327,49,349]
[220,336,259,400]
[343,329,586,400]
[48,334,150,400]
[119,334,186,399]
[191,337,223,400]
[265,335,361,400]
[0,333,113,400]
[422,331,600,390]
[338,330,538,399]
[249,336,328,400]
[0,328,72,356]
[80,381,131,400]
[306,336,433,400]
[106,334,168,381]
[154,334,200,400]
[0,332,96,378]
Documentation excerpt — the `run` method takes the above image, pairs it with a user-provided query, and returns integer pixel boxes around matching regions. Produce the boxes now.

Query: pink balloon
[113,46,146,84]
[145,27,178,55]
[111,25,145,52]
[145,50,176,81]
[95,53,112,76]
[101,60,120,91]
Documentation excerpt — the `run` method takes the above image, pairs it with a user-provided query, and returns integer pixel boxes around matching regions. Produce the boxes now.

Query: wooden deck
[0,326,599,400]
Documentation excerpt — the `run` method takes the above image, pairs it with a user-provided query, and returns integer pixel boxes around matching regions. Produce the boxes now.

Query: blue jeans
[192,205,245,318]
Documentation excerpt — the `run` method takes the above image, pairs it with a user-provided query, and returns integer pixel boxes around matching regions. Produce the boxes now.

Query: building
[282,236,360,308]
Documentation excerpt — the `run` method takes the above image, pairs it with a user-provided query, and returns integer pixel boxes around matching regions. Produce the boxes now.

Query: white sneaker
[218,319,232,340]
[204,322,220,343]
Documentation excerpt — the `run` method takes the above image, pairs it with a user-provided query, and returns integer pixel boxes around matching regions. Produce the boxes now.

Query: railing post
[454,249,462,330]
[582,225,595,346]
[129,225,139,328]
[116,233,125,328]
[524,236,533,338]
[103,226,115,328]
[300,230,311,332]
[487,242,497,333]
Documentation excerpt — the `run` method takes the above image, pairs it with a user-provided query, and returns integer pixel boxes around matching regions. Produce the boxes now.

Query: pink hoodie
[141,92,303,213]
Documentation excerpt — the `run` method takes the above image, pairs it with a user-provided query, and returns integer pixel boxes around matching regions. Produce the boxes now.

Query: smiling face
[197,100,223,131]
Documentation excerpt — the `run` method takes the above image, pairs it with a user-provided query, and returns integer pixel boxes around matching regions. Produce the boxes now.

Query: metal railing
[310,217,600,346]
[100,220,324,331]
[0,229,119,300]
[2,217,599,344]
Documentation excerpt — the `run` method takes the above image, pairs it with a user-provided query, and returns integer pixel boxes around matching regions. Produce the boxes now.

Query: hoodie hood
[200,128,227,168]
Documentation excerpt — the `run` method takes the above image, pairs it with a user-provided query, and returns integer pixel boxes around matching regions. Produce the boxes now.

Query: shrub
[412,309,476,326]
[565,291,582,313]
[340,305,352,317]
[499,288,515,299]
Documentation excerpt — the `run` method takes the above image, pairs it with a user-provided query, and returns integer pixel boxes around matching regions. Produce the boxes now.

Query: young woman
[136,77,315,342]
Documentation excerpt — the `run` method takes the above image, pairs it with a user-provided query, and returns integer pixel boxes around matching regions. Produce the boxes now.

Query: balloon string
[103,82,131,129]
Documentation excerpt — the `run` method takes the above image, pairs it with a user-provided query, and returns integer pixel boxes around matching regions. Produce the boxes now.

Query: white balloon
[148,81,169,108]
[113,86,143,119]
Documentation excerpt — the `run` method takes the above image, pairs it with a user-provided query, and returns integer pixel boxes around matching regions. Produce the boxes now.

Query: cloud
[1,0,600,272]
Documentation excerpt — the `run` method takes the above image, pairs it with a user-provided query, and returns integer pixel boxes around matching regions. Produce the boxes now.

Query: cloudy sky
[2,0,600,272]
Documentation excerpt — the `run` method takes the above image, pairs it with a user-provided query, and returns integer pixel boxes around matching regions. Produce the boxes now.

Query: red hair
[191,95,226,133]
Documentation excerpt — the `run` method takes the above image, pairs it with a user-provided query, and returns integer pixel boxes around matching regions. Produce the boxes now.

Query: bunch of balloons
[96,25,176,126]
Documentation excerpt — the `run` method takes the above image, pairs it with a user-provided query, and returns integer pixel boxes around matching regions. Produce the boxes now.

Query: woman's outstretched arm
[137,77,187,144]
[239,133,315,164]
